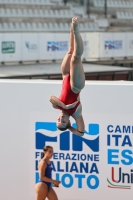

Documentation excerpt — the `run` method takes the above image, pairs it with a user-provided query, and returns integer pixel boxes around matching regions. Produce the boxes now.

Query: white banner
[113,33,126,58]
[0,32,133,63]
[0,33,4,62]
[99,32,114,58]
[87,33,100,60]
[54,33,69,60]
[21,33,39,61]
[81,33,89,60]
[39,33,56,60]
[0,33,21,62]
[1,79,133,200]
[126,32,133,57]
[30,113,133,200]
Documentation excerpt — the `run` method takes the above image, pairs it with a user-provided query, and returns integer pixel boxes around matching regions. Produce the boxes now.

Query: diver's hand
[65,101,79,109]
[53,180,61,187]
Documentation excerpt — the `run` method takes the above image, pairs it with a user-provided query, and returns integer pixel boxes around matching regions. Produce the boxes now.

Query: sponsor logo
[25,41,38,51]
[35,122,100,189]
[107,125,133,189]
[47,41,68,51]
[105,40,122,50]
[107,167,132,189]
[2,41,15,53]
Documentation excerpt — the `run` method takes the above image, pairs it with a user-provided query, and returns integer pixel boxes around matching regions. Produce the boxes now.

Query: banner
[30,113,133,200]
[21,33,39,61]
[0,32,133,63]
[54,33,69,60]
[113,33,126,58]
[0,33,21,62]
[126,32,133,57]
[39,33,56,60]
[99,32,114,58]
[86,33,100,60]
[28,82,133,200]
[81,33,89,60]
[0,80,133,200]
[0,33,4,62]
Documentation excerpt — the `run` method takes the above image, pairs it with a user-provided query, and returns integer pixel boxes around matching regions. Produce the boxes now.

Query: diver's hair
[57,123,70,131]
[41,145,53,158]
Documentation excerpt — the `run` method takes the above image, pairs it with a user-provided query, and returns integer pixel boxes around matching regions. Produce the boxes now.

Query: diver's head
[56,111,70,131]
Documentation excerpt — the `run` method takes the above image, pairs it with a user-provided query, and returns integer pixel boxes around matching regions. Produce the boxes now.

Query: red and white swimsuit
[58,74,80,116]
